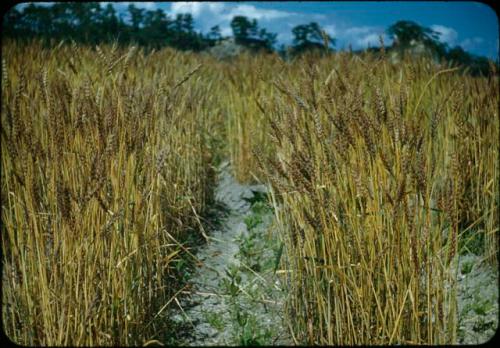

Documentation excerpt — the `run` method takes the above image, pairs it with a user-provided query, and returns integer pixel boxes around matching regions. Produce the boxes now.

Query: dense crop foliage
[1,40,221,345]
[226,51,499,345]
[2,40,497,346]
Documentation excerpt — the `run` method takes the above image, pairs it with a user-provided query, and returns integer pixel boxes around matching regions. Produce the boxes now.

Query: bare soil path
[171,161,292,346]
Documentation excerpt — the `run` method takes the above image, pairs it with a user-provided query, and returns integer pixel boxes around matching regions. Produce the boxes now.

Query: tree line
[2,3,495,75]
[2,3,287,52]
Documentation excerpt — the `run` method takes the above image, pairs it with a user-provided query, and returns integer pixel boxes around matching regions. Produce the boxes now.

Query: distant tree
[388,21,433,46]
[446,45,472,66]
[180,13,194,33]
[230,16,276,52]
[249,18,258,38]
[386,20,447,59]
[56,3,101,43]
[291,22,334,55]
[207,25,222,45]
[2,6,28,38]
[100,3,120,40]
[445,45,496,77]
[22,3,53,37]
[258,28,277,48]
[386,21,454,59]
[230,16,253,43]
[169,13,209,51]
[142,8,171,49]
[468,55,491,76]
[128,4,144,31]
[385,20,495,75]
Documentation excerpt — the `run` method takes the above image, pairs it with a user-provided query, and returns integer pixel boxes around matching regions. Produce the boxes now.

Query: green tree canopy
[128,4,144,31]
[387,20,449,60]
[387,21,439,49]
[230,16,255,42]
[291,22,334,55]
[230,16,277,52]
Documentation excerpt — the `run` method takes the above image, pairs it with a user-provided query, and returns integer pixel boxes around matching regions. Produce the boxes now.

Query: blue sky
[17,2,499,58]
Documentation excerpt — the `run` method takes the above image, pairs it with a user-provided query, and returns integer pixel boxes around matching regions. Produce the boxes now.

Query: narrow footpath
[171,161,292,346]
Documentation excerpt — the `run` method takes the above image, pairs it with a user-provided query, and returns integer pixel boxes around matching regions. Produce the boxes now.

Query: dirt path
[171,161,292,346]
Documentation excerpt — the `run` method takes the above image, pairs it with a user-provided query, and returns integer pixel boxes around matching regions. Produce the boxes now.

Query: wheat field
[1,40,223,345]
[228,50,499,345]
[1,41,498,345]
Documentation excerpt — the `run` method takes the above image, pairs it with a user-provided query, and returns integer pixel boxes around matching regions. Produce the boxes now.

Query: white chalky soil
[171,162,291,346]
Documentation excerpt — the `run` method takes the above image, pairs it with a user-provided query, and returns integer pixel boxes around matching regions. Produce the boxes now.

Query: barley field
[1,40,498,346]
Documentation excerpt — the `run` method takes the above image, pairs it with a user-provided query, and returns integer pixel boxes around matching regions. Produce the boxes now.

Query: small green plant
[234,308,272,346]
[237,232,259,260]
[251,201,272,215]
[244,191,270,206]
[461,260,474,275]
[471,299,493,316]
[220,265,242,296]
[244,214,263,230]
[203,310,225,331]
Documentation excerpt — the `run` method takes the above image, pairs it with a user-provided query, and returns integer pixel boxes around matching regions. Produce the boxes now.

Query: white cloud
[170,2,225,18]
[323,24,337,38]
[339,26,390,49]
[167,2,295,43]
[460,36,484,50]
[107,2,158,11]
[169,2,292,22]
[356,33,382,47]
[344,26,373,36]
[226,4,292,21]
[431,25,458,45]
